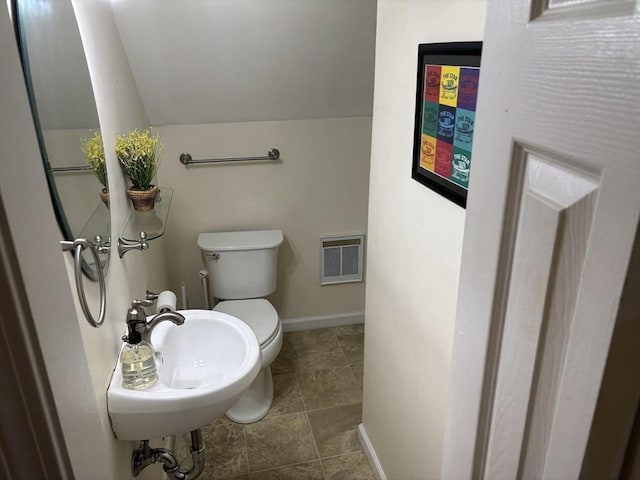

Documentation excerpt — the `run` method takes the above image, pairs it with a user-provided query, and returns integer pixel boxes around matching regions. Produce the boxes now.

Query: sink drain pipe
[132,429,205,479]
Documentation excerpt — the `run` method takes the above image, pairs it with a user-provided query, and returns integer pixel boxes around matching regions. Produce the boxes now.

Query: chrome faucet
[147,310,186,332]
[123,299,185,344]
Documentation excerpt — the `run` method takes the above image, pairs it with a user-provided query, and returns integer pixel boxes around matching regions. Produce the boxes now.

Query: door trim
[0,195,73,479]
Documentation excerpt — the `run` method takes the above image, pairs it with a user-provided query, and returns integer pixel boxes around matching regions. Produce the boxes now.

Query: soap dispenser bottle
[121,301,158,390]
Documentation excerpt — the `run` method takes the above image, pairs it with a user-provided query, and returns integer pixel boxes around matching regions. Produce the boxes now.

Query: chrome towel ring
[60,238,106,328]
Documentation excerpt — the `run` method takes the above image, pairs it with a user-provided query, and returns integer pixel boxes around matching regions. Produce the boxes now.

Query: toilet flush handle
[206,252,220,261]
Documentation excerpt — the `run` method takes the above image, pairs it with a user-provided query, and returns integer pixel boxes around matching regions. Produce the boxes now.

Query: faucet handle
[132,299,154,308]
[126,299,154,325]
[125,299,154,341]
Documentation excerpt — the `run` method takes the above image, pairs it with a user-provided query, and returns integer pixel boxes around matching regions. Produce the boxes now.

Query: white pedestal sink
[107,310,261,440]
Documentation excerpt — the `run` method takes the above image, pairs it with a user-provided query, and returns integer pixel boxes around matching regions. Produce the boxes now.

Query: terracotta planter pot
[99,188,110,208]
[127,185,159,212]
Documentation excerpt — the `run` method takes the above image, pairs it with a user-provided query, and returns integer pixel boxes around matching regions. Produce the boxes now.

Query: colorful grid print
[420,64,479,189]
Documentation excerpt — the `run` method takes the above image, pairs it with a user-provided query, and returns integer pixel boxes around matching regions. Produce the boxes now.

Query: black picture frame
[411,42,482,208]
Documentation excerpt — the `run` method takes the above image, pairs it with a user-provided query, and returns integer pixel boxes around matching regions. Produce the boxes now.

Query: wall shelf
[78,199,110,273]
[121,187,173,242]
[119,187,173,257]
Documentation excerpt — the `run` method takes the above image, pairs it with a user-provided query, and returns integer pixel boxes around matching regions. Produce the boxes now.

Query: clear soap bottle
[121,330,158,390]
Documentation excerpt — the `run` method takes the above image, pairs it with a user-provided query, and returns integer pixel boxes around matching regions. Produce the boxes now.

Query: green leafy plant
[81,131,107,190]
[115,129,163,190]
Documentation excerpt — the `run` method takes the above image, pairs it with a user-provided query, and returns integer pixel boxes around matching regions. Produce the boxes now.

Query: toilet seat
[213,299,280,348]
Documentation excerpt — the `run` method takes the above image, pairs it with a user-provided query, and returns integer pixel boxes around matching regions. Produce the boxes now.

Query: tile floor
[173,324,375,480]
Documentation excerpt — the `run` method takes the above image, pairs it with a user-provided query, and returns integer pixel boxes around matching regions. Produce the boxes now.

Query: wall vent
[320,233,364,285]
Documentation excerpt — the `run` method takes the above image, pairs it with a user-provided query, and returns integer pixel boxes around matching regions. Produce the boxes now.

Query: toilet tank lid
[198,230,283,252]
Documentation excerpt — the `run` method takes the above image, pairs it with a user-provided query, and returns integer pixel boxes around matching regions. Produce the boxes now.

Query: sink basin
[107,309,261,440]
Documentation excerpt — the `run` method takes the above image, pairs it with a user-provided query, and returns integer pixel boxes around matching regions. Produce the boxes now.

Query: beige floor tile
[245,412,317,472]
[350,365,364,391]
[330,324,365,336]
[249,460,324,479]
[199,423,248,479]
[175,326,370,480]
[291,334,349,372]
[275,326,366,372]
[270,373,305,416]
[285,328,336,349]
[206,414,234,426]
[271,337,295,374]
[322,451,376,480]
[308,404,363,457]
[297,367,362,410]
[336,333,364,365]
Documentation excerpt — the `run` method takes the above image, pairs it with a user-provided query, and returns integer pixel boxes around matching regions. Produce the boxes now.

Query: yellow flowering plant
[115,129,164,190]
[80,131,107,190]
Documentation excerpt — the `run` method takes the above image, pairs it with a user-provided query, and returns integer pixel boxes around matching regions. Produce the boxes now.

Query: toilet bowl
[198,229,284,423]
[214,299,283,423]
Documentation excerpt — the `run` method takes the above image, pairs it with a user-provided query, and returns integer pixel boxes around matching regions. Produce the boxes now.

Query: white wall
[0,0,176,477]
[1,0,174,476]
[0,1,119,477]
[155,117,371,318]
[362,1,487,478]
[72,0,170,477]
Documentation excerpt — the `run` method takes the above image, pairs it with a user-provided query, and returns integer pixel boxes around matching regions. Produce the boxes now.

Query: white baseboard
[281,311,364,332]
[358,423,387,480]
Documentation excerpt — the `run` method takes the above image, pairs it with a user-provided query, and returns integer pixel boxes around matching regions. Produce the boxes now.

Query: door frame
[0,194,73,479]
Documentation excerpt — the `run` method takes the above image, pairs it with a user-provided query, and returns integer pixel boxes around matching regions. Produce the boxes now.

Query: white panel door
[442,1,640,479]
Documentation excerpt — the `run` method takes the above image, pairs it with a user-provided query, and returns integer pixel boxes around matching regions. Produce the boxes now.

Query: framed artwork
[411,42,482,208]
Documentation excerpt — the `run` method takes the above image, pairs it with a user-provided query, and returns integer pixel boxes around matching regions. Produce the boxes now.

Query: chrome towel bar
[179,148,280,166]
[51,165,92,173]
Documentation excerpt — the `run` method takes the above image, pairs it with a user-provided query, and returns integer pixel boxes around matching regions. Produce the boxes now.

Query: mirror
[14,0,110,280]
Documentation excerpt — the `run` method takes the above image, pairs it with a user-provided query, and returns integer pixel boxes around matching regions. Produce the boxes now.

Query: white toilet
[197,229,284,423]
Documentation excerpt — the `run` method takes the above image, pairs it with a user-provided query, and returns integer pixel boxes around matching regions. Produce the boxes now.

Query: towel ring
[60,238,107,328]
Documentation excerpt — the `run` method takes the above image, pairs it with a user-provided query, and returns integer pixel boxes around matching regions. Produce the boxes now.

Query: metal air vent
[320,233,364,285]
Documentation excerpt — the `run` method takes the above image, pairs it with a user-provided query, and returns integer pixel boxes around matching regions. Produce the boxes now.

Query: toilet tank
[197,230,284,300]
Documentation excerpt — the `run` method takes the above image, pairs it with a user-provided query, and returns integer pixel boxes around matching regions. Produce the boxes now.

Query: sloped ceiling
[110,0,377,126]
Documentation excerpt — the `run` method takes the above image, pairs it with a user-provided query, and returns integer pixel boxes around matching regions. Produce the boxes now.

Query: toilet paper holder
[145,290,159,301]
[146,289,178,313]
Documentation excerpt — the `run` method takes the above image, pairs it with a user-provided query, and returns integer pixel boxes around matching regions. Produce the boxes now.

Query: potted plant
[80,131,109,207]
[115,129,163,211]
